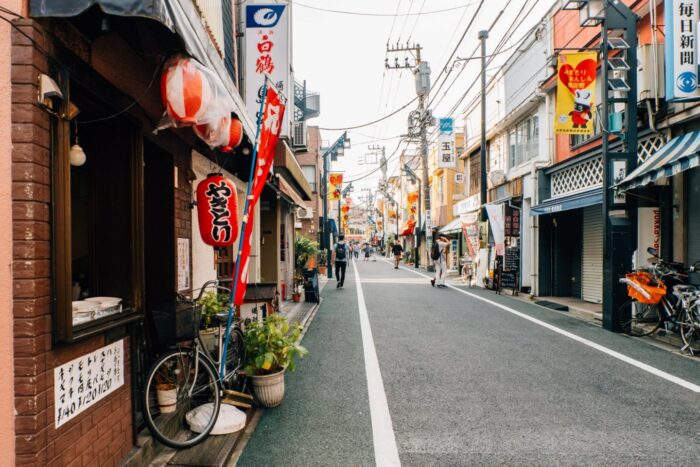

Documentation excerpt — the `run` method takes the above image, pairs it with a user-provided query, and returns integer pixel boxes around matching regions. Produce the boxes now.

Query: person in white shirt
[431,235,450,288]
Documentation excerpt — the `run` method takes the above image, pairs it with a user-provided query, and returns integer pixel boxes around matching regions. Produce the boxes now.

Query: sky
[288,0,556,203]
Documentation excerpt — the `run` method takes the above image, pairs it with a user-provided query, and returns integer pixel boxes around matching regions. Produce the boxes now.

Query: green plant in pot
[243,314,308,407]
[198,291,230,353]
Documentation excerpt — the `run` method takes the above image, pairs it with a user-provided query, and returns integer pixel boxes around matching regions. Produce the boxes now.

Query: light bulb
[69,144,86,166]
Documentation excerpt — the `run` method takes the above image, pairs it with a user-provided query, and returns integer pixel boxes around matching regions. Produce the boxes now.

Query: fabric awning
[531,188,603,216]
[615,131,700,192]
[439,217,463,235]
[30,0,257,139]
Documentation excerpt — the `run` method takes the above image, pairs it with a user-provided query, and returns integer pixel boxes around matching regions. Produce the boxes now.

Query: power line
[286,0,479,17]
[318,97,417,131]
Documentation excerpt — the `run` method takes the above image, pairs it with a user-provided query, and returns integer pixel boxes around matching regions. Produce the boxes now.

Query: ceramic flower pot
[250,370,285,407]
[156,384,177,413]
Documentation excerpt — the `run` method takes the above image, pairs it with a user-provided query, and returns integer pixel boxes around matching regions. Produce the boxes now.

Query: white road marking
[360,278,428,284]
[351,261,402,466]
[391,261,700,394]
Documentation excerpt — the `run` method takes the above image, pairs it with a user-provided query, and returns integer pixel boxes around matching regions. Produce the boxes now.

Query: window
[469,152,480,196]
[508,114,539,168]
[301,165,317,192]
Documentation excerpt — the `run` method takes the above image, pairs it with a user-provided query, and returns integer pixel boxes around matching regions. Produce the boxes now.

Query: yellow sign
[328,172,343,201]
[554,52,598,135]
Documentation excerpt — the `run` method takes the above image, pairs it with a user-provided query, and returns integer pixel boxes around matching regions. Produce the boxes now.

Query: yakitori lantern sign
[196,174,239,247]
[161,57,213,125]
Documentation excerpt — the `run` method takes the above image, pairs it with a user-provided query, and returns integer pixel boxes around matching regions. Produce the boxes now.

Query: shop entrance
[143,140,175,310]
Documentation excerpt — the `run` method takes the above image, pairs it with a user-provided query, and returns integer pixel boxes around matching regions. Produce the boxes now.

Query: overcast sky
[288,0,555,202]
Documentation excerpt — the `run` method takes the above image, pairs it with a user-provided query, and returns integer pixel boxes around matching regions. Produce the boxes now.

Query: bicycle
[142,280,251,449]
[618,247,700,355]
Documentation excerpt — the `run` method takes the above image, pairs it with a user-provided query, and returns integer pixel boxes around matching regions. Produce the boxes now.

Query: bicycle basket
[625,271,666,305]
[150,300,200,346]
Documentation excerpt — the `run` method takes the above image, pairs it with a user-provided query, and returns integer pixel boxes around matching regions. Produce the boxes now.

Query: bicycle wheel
[618,299,662,337]
[679,305,700,354]
[222,327,248,393]
[143,349,221,449]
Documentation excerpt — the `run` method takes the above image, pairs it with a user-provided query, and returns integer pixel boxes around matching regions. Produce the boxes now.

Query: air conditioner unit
[292,121,308,150]
[490,169,506,186]
[296,206,314,219]
[637,44,665,102]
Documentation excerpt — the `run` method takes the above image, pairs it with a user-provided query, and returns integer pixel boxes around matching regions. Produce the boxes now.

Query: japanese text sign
[54,340,124,428]
[438,117,456,168]
[245,3,290,133]
[665,0,700,101]
[555,52,598,135]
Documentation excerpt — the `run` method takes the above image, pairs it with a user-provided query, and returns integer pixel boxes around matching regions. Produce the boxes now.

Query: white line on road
[352,261,402,466]
[392,261,700,394]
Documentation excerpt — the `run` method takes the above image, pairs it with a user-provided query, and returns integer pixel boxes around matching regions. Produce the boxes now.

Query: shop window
[53,83,142,342]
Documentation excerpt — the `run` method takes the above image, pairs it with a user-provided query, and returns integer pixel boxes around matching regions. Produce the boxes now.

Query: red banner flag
[233,86,285,306]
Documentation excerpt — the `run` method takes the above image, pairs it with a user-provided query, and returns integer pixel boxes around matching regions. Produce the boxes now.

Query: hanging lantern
[194,114,230,148]
[220,117,244,153]
[196,174,239,247]
[161,58,213,125]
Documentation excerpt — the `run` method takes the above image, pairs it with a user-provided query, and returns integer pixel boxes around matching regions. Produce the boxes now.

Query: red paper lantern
[196,174,239,247]
[161,58,212,125]
[220,118,244,152]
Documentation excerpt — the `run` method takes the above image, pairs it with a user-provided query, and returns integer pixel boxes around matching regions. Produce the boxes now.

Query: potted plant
[198,290,230,353]
[318,249,328,275]
[291,272,304,302]
[155,368,178,414]
[243,314,308,407]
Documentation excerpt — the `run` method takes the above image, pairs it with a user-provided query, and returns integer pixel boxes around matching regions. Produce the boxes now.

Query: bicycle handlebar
[178,279,233,304]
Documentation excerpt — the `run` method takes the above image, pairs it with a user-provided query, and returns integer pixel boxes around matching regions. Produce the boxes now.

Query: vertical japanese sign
[437,117,456,168]
[461,212,480,259]
[54,340,124,428]
[554,52,598,134]
[245,3,290,134]
[665,0,700,101]
[234,86,286,306]
[328,173,343,201]
[177,238,190,291]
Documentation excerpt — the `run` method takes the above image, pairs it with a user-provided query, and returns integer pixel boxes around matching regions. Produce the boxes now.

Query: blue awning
[530,188,602,216]
[616,131,700,192]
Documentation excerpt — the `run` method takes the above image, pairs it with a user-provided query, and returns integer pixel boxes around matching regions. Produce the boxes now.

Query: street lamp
[403,163,422,269]
[321,132,349,278]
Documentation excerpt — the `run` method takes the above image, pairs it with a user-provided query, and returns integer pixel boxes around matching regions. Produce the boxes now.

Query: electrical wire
[343,138,408,183]
[318,97,417,131]
[286,0,479,17]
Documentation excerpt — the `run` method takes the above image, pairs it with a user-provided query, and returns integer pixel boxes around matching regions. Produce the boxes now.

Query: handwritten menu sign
[505,247,520,271]
[54,339,124,428]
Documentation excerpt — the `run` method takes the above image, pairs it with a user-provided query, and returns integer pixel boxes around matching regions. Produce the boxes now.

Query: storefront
[12,3,253,464]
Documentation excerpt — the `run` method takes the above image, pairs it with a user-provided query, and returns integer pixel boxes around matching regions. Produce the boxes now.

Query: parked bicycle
[618,247,700,355]
[142,280,250,449]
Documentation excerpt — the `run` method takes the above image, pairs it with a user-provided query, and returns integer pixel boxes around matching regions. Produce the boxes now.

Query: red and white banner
[233,85,286,305]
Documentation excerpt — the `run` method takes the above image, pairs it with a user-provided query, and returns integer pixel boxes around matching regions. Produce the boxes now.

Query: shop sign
[177,238,190,291]
[196,174,239,247]
[329,173,343,201]
[665,0,700,101]
[504,204,521,237]
[637,207,661,267]
[612,159,627,204]
[54,340,124,428]
[554,52,598,135]
[234,85,286,306]
[426,210,432,231]
[455,173,465,184]
[461,212,479,258]
[245,3,290,133]
[437,117,456,168]
[453,193,481,216]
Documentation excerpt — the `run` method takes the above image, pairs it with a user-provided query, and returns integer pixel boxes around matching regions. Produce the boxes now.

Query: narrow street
[238,259,700,466]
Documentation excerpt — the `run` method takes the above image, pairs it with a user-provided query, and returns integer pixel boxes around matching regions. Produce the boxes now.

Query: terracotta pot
[251,370,286,407]
[318,266,327,275]
[156,384,177,413]
[292,293,301,303]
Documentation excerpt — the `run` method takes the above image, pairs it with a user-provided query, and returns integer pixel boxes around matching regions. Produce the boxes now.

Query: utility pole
[387,42,431,268]
[321,132,350,278]
[478,30,488,220]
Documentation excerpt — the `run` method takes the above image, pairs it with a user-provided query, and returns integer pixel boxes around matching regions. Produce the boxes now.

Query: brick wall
[11,20,134,467]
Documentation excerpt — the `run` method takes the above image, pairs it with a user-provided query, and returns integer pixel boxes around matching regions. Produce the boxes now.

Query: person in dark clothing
[332,234,348,289]
[391,241,403,269]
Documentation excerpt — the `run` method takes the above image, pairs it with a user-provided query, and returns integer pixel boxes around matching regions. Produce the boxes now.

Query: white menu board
[54,339,124,428]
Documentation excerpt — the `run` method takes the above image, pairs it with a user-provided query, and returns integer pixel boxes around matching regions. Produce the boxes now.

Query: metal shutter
[688,169,700,265]
[582,205,603,303]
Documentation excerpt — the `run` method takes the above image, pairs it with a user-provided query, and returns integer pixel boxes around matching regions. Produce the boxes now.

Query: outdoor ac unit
[296,206,314,219]
[489,169,506,186]
[292,121,308,150]
[637,44,665,102]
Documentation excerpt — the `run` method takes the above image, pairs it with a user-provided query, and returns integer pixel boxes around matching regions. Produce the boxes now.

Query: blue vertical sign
[666,0,700,101]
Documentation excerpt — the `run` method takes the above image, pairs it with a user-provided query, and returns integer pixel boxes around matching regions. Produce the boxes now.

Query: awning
[615,131,700,192]
[30,0,257,139]
[439,217,463,235]
[277,176,306,207]
[274,141,313,201]
[531,188,603,216]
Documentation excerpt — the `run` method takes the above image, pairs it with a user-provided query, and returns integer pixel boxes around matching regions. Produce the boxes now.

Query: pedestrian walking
[391,241,403,269]
[363,243,371,261]
[431,234,450,288]
[354,243,360,259]
[332,234,348,289]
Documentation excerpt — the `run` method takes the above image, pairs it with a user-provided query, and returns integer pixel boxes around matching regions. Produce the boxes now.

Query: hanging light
[69,122,86,166]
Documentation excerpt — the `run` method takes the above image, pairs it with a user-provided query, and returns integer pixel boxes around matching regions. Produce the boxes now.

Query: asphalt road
[237,259,700,466]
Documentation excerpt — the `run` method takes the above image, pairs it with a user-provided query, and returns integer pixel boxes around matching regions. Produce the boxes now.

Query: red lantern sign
[196,174,239,247]
[161,57,213,125]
